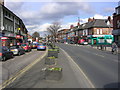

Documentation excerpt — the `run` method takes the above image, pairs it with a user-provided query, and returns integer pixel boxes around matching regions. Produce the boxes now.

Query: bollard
[45,67,62,81]
[48,49,58,58]
[45,56,56,65]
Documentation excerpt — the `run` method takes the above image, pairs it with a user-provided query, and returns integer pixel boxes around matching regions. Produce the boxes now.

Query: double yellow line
[0,48,48,89]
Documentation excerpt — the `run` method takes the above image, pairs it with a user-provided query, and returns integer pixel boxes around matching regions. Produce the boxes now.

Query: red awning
[16,35,21,39]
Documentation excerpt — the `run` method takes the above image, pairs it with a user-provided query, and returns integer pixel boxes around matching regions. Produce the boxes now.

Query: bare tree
[47,22,61,42]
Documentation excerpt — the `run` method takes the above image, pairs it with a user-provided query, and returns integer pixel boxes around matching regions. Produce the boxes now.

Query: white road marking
[61,48,95,88]
[93,53,118,63]
[94,53,105,57]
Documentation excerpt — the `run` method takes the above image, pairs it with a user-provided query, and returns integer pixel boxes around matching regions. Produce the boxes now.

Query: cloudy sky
[4,0,119,37]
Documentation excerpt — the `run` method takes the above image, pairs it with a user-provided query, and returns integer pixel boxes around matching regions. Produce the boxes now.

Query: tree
[47,22,61,42]
[32,32,40,40]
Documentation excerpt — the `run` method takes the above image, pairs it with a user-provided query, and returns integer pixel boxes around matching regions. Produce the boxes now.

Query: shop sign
[16,35,21,39]
[68,37,71,39]
[93,35,104,37]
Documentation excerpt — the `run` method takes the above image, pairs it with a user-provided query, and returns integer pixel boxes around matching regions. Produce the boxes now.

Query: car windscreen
[10,46,19,49]
[32,43,37,45]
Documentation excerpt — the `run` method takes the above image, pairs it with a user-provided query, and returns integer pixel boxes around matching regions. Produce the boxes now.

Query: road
[57,43,118,88]
[4,47,87,88]
[0,49,46,85]
[1,43,119,88]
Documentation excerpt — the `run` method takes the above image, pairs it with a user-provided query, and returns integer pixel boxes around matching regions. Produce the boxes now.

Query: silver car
[10,45,25,56]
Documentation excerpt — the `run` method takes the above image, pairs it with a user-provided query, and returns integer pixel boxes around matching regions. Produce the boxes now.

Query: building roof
[85,19,113,29]
[76,19,113,31]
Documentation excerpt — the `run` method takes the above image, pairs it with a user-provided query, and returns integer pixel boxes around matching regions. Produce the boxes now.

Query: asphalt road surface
[1,43,119,88]
[0,49,46,85]
[57,43,119,88]
[5,48,85,88]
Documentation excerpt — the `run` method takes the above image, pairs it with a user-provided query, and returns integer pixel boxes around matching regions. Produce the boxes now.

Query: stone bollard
[45,56,56,65]
[45,67,62,81]
[48,49,58,58]
[53,46,59,53]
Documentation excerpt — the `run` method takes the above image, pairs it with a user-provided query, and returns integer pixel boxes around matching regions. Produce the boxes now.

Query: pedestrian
[111,42,118,54]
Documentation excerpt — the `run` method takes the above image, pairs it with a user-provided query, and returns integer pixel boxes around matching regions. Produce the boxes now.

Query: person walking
[111,42,118,54]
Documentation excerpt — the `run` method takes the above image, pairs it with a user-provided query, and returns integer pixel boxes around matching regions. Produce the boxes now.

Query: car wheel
[2,56,6,61]
[11,54,14,58]
[18,52,21,56]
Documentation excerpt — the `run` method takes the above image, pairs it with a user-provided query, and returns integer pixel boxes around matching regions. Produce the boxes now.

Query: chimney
[88,18,94,22]
[0,0,4,5]
[77,22,80,26]
[70,24,74,29]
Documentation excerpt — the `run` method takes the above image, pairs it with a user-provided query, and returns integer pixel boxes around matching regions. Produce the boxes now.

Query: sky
[4,0,120,37]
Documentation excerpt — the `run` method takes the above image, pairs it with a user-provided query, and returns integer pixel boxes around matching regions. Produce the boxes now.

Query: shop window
[118,36,120,45]
[100,29,103,34]
[5,24,7,30]
[8,25,11,31]
[106,39,112,44]
[97,29,99,34]
[98,39,104,43]
[5,11,8,16]
[9,13,11,18]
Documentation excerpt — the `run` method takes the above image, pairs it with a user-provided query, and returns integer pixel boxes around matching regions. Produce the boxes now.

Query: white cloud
[5,2,94,25]
[93,14,109,19]
[28,23,51,34]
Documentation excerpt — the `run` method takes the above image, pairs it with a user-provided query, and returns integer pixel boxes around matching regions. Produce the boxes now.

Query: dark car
[10,45,25,56]
[21,43,32,52]
[0,46,14,61]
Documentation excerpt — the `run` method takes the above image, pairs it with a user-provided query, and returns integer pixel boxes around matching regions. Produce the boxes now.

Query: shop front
[16,35,24,45]
[2,31,16,47]
[88,35,114,45]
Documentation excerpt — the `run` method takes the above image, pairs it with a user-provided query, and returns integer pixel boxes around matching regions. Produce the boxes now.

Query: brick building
[112,1,120,47]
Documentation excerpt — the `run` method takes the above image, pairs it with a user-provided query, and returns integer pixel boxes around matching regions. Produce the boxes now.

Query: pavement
[0,49,47,86]
[57,43,118,88]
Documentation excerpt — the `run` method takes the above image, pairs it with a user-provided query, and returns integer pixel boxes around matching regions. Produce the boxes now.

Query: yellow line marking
[61,48,95,88]
[0,47,48,89]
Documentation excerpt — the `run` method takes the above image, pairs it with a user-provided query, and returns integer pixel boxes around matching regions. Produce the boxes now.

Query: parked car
[10,45,25,55]
[0,46,14,61]
[37,43,46,50]
[31,43,38,49]
[21,43,32,52]
[82,42,88,45]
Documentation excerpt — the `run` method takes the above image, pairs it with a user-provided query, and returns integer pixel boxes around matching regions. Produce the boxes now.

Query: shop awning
[1,37,9,39]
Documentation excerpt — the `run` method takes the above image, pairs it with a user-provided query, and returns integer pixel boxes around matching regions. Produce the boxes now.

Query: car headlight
[14,49,18,52]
